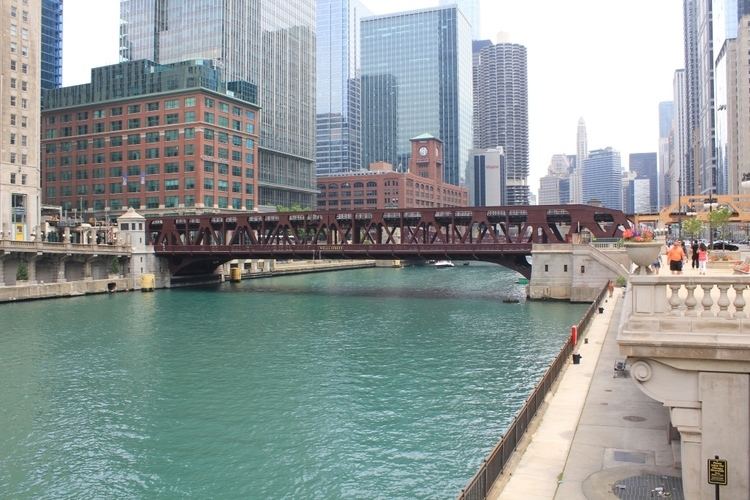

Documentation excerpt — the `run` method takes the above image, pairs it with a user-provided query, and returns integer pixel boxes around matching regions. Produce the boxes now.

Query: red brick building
[317,134,468,209]
[41,60,260,218]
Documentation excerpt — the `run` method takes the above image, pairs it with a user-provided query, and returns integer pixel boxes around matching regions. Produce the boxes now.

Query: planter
[623,241,663,275]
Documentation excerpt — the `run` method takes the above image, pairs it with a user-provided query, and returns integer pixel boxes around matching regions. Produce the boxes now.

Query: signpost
[707,455,727,499]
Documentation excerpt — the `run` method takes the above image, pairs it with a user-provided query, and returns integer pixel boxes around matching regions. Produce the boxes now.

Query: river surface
[0,264,587,499]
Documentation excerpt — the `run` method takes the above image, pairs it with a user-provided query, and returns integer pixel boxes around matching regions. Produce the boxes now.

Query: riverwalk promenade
[487,264,747,498]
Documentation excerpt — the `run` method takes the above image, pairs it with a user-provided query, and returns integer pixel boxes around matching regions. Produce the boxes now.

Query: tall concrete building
[474,34,529,204]
[696,0,717,193]
[40,0,62,90]
[119,0,316,208]
[466,147,504,206]
[538,154,571,205]
[316,0,369,176]
[737,13,750,191]
[658,101,673,209]
[629,152,658,213]
[572,117,587,204]
[670,70,688,205]
[1,0,42,240]
[582,148,622,211]
[683,0,701,195]
[439,0,480,40]
[361,6,473,186]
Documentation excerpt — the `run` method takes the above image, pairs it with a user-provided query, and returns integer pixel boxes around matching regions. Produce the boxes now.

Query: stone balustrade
[0,239,130,256]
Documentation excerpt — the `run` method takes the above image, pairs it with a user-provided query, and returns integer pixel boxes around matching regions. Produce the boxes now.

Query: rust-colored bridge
[147,204,629,278]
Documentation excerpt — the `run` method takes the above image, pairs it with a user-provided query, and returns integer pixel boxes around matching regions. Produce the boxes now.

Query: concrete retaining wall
[0,278,132,303]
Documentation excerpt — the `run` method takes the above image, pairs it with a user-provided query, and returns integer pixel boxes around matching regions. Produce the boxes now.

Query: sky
[62,0,684,199]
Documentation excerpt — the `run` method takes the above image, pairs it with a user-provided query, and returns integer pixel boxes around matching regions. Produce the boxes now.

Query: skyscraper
[1,0,42,239]
[41,0,63,90]
[671,70,688,204]
[582,148,622,211]
[683,0,700,194]
[316,0,369,176]
[696,0,717,193]
[572,117,587,204]
[658,101,673,208]
[361,6,473,186]
[474,35,529,204]
[439,0,480,40]
[629,152,658,213]
[119,0,316,208]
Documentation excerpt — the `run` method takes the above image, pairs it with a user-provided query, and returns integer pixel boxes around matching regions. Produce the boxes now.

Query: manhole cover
[613,474,683,499]
[623,415,646,422]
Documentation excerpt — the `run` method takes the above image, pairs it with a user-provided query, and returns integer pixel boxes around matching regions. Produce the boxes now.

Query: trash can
[598,306,604,314]
[572,353,582,364]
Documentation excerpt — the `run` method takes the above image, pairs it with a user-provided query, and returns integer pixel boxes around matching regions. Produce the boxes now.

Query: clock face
[418,146,428,156]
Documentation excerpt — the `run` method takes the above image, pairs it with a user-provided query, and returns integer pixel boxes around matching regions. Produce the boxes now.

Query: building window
[147,116,159,127]
[147,102,160,111]
[165,179,179,191]
[128,104,141,113]
[165,99,179,109]
[185,97,196,107]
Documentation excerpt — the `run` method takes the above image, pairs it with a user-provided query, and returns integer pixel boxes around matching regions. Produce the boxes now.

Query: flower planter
[623,241,663,275]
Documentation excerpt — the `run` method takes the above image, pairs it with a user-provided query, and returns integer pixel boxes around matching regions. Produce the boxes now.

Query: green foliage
[275,203,305,212]
[16,261,28,281]
[110,257,120,275]
[615,275,627,287]
[681,217,703,239]
[708,206,732,240]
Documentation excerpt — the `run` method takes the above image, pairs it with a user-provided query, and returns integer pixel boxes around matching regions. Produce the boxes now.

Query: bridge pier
[56,255,69,283]
[0,254,5,285]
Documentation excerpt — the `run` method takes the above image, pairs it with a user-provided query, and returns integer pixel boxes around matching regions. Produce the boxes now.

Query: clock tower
[409,133,443,182]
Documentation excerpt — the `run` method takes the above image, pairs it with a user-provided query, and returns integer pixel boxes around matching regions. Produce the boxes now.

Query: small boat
[433,260,455,268]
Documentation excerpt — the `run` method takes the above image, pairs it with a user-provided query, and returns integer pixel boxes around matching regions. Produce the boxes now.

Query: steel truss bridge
[148,204,630,279]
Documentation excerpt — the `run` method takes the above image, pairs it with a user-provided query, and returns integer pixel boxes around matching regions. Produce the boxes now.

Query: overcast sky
[62,0,684,198]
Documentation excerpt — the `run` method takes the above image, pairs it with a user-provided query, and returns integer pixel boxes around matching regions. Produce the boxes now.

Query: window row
[49,196,255,211]
[45,180,254,195]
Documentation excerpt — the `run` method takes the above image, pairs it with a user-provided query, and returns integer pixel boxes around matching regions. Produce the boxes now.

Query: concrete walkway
[490,287,679,499]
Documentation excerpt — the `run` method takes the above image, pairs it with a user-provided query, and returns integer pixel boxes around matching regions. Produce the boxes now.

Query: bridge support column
[56,255,69,283]
[250,259,259,273]
[83,256,94,281]
[25,254,39,285]
[267,260,275,272]
[0,254,5,285]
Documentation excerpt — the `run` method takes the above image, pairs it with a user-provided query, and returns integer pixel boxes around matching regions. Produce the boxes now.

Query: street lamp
[702,186,718,248]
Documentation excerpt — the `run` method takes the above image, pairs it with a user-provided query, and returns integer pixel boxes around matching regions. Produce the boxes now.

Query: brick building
[317,134,468,209]
[41,60,260,218]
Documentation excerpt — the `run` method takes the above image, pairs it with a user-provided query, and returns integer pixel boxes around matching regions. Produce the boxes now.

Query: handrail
[457,283,608,499]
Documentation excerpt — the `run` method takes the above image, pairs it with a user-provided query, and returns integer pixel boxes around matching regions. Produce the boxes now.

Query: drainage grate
[613,474,683,499]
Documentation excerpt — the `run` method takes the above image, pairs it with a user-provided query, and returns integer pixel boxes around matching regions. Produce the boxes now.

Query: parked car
[710,241,739,251]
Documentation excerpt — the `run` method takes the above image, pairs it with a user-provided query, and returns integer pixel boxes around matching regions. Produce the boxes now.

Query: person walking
[691,240,699,269]
[698,242,708,275]
[667,240,687,275]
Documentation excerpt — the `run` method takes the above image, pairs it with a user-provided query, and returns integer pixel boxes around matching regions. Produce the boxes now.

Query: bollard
[571,325,578,345]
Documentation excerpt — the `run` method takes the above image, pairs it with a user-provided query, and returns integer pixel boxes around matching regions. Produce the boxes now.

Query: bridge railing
[457,283,608,500]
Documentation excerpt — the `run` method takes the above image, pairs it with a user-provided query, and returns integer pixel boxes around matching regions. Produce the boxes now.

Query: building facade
[317,135,468,210]
[316,0,369,176]
[684,0,701,195]
[466,147,504,206]
[1,0,42,240]
[41,60,259,216]
[439,0,480,40]
[119,0,316,208]
[572,117,587,204]
[670,70,688,205]
[582,147,622,211]
[41,0,62,90]
[629,152,658,213]
[658,101,673,209]
[473,35,529,204]
[361,6,473,187]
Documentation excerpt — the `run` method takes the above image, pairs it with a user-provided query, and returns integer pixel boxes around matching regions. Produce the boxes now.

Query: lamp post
[702,186,718,248]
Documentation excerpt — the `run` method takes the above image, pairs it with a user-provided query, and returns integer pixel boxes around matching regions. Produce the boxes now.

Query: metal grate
[613,474,683,499]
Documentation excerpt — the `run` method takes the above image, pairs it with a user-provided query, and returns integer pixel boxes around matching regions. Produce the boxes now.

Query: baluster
[733,283,747,319]
[684,284,698,316]
[717,284,731,319]
[701,284,715,317]
[668,284,682,316]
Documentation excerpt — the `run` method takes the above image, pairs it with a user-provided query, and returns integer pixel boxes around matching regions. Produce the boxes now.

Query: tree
[681,217,703,240]
[275,203,305,212]
[16,261,28,281]
[708,206,732,242]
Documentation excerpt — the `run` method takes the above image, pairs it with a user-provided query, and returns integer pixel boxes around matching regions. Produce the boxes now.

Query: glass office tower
[361,6,472,186]
[120,0,316,208]
[582,148,623,211]
[41,0,63,90]
[316,0,369,176]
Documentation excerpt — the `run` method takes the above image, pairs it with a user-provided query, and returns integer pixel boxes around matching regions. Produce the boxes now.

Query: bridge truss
[147,204,629,278]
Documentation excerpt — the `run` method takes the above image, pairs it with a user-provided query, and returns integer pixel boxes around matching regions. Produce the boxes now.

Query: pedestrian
[698,242,708,275]
[607,279,614,297]
[667,240,687,275]
[691,240,699,269]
